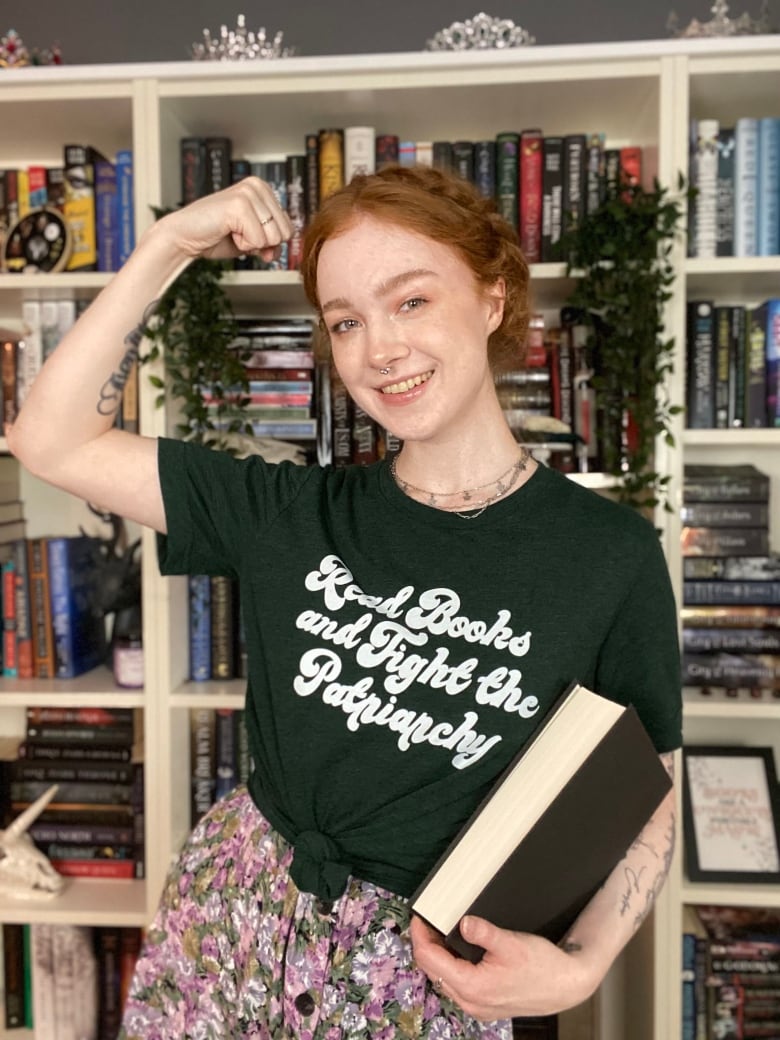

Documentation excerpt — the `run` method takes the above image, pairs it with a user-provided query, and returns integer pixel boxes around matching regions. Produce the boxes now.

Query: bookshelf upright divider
[2,38,780,1040]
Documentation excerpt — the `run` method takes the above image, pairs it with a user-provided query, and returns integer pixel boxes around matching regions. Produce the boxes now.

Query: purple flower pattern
[119,787,511,1040]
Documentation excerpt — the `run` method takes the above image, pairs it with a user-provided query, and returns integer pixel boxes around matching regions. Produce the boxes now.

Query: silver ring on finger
[260,215,274,226]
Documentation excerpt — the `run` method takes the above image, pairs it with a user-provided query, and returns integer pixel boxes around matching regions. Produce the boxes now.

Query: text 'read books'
[411,681,672,963]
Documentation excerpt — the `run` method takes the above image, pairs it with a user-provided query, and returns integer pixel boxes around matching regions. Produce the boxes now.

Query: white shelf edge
[0,666,144,705]
[0,877,150,926]
[681,883,780,908]
[683,427,780,446]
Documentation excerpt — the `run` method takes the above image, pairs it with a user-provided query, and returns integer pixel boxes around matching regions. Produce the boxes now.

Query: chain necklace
[390,446,530,520]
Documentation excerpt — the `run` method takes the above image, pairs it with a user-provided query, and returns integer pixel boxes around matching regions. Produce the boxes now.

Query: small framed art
[682,745,780,884]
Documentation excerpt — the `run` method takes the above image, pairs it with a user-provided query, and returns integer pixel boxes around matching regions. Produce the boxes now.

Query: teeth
[381,371,433,395]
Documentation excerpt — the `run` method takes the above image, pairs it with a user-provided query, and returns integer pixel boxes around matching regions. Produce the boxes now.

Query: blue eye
[330,318,361,335]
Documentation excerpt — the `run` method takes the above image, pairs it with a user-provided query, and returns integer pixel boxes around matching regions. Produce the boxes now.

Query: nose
[366,317,410,372]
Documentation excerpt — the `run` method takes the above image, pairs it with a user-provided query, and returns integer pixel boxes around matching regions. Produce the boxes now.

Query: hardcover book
[716,126,736,256]
[519,129,543,263]
[683,463,770,503]
[411,681,671,963]
[734,117,759,257]
[686,300,716,428]
[46,535,107,678]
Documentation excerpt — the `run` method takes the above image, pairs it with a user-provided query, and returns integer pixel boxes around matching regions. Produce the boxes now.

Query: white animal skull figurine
[0,784,66,898]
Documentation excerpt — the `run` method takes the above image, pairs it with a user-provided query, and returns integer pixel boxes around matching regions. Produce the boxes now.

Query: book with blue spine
[95,159,120,273]
[116,149,134,265]
[758,118,780,256]
[756,297,780,426]
[734,117,759,257]
[46,536,106,679]
[188,574,211,681]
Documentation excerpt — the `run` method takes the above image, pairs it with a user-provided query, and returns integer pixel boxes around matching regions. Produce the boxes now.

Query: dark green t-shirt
[157,438,681,900]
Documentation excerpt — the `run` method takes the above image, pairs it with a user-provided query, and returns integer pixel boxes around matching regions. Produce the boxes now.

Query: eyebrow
[320,267,438,314]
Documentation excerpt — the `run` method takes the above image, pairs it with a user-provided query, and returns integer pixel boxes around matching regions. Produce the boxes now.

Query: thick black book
[411,682,671,963]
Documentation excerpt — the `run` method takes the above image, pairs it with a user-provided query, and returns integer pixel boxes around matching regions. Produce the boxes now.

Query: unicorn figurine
[0,784,66,898]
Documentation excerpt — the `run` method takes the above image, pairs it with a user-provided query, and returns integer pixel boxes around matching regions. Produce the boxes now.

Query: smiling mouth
[380,371,433,395]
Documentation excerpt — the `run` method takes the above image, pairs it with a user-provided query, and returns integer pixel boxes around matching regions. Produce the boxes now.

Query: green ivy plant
[140,212,250,450]
[560,174,690,512]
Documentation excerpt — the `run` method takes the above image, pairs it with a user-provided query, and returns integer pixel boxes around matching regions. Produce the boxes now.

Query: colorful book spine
[46,535,107,679]
[495,132,520,229]
[344,126,376,180]
[519,128,543,263]
[286,154,306,270]
[473,140,496,199]
[27,536,55,678]
[716,126,736,256]
[585,132,605,215]
[180,137,207,204]
[451,141,474,183]
[63,144,102,271]
[204,136,232,194]
[686,300,716,428]
[209,575,235,679]
[758,117,780,256]
[734,117,759,256]
[318,129,344,201]
[375,134,400,169]
[760,297,780,426]
[188,574,211,680]
[95,158,120,272]
[12,538,32,679]
[304,132,320,219]
[541,136,564,262]
[693,118,719,258]
[116,149,135,265]
[746,302,769,426]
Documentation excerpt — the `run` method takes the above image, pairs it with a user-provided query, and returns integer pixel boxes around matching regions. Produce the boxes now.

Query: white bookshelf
[2,36,780,1040]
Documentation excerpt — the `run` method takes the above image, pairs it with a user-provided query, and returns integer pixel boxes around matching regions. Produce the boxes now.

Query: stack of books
[7,706,145,879]
[680,464,780,696]
[683,905,780,1039]
[218,318,316,441]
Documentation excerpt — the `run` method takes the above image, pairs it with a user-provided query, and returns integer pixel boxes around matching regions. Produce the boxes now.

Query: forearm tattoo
[97,299,160,416]
[620,753,676,931]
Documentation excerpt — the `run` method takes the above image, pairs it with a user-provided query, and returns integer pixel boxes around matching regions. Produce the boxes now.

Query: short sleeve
[595,532,682,753]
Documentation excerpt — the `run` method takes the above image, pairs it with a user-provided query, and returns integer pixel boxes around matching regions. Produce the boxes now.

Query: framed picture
[682,745,780,884]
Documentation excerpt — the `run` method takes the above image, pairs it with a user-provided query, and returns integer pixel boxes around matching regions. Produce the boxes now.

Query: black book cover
[412,686,671,963]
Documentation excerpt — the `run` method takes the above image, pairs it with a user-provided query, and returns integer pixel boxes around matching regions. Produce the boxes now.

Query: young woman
[9,165,681,1038]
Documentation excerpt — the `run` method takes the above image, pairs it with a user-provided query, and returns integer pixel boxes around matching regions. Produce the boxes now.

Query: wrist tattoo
[97,299,159,417]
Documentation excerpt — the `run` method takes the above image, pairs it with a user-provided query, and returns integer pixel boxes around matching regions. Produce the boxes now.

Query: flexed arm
[8,178,291,532]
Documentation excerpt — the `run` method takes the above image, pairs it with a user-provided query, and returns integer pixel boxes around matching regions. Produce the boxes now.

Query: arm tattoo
[96,299,160,417]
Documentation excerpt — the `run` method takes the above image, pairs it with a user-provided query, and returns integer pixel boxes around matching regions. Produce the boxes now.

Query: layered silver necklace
[390,446,530,520]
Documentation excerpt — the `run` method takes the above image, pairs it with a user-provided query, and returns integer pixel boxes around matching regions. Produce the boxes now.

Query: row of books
[189,707,253,828]
[689,116,780,259]
[0,299,96,433]
[2,922,142,1038]
[1,707,145,880]
[180,129,643,268]
[0,148,135,274]
[685,299,780,430]
[683,905,780,1040]
[680,464,779,696]
[2,535,109,680]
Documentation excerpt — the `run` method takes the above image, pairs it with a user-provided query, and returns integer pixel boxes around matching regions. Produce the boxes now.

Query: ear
[484,277,506,335]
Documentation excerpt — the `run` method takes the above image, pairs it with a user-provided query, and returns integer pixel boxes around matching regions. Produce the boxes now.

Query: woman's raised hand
[157,176,293,263]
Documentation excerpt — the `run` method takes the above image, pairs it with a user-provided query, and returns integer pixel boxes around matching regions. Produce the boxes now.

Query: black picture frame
[682,745,780,884]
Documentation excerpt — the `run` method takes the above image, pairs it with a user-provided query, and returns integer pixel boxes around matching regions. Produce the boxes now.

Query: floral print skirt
[119,786,512,1040]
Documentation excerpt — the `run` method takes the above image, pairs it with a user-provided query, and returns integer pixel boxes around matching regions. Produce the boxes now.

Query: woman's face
[316,215,504,446]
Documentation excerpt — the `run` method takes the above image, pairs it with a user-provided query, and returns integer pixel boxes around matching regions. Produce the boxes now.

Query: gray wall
[5,1,780,64]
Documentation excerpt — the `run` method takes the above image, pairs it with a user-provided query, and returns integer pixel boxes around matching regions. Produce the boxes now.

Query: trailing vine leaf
[139,208,251,452]
[560,176,691,512]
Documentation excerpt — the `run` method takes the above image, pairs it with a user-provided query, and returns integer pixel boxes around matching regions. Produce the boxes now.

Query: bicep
[42,430,167,533]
